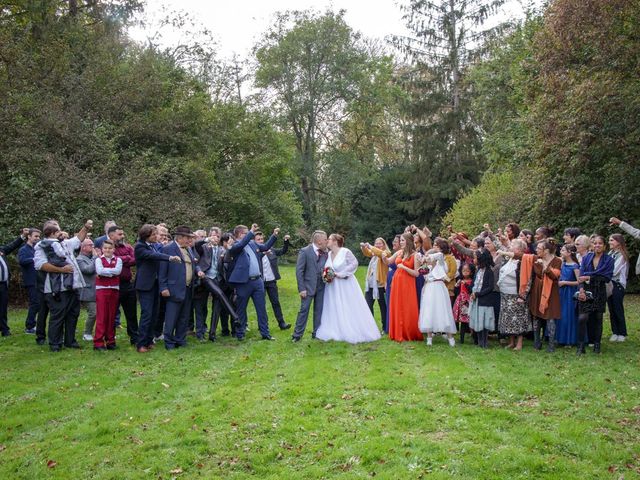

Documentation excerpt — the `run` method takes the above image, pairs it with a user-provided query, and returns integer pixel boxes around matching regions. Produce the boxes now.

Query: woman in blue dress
[383,235,401,334]
[556,244,580,345]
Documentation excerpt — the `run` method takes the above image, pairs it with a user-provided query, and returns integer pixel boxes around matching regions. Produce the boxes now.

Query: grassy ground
[1,265,639,479]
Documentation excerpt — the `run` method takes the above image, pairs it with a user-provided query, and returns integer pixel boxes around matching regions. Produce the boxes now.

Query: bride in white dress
[316,234,382,344]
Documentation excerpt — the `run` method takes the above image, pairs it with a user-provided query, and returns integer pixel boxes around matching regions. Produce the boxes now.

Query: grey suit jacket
[76,253,96,302]
[296,244,325,296]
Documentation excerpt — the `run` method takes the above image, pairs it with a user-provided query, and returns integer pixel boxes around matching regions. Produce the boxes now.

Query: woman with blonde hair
[361,237,391,331]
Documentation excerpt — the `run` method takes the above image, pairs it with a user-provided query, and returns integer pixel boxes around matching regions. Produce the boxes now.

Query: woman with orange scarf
[521,238,562,352]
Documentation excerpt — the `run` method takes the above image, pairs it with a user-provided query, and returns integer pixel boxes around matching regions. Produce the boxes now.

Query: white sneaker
[82,334,93,341]
[617,336,626,342]
[448,337,456,347]
[609,334,619,342]
[426,337,433,346]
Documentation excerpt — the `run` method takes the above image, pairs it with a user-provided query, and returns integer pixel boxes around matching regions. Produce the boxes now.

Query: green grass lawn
[1,265,639,479]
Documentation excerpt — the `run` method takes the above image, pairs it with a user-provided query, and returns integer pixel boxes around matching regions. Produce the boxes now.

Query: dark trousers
[578,311,603,345]
[365,287,387,332]
[154,296,166,338]
[137,286,159,349]
[265,280,285,326]
[46,290,80,348]
[234,278,270,339]
[164,289,192,349]
[607,282,627,336]
[210,283,236,339]
[193,289,209,337]
[293,283,325,339]
[25,285,40,329]
[35,289,49,342]
[0,282,9,335]
[119,281,138,345]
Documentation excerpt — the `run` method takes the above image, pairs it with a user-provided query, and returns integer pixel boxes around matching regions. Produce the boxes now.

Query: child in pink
[94,240,122,350]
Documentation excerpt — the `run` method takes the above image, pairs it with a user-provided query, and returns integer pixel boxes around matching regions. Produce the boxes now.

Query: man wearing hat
[158,226,198,350]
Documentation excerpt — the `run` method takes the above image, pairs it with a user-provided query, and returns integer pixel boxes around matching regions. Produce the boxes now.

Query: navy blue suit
[227,231,277,339]
[18,243,39,330]
[158,241,196,349]
[134,241,172,348]
[1,235,25,335]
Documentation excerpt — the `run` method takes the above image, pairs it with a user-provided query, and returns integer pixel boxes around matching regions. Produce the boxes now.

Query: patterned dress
[453,279,472,324]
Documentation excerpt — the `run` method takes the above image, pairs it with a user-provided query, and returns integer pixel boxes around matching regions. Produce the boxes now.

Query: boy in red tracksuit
[94,240,122,351]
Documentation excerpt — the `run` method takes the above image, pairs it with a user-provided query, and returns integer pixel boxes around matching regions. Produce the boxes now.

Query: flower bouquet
[322,266,336,284]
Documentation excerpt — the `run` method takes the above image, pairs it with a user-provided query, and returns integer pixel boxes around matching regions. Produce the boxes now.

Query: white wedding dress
[316,247,382,344]
[418,252,457,334]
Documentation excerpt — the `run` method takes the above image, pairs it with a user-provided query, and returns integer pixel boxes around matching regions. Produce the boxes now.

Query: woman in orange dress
[387,232,423,342]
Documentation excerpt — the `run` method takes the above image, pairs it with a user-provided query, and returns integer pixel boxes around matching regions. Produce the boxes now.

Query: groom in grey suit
[292,231,328,342]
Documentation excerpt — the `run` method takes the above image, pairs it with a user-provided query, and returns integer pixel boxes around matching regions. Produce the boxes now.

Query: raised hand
[609,217,621,226]
[273,227,280,236]
[84,219,93,230]
[284,234,290,241]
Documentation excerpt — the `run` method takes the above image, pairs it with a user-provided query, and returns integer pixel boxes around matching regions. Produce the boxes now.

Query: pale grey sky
[129,0,537,60]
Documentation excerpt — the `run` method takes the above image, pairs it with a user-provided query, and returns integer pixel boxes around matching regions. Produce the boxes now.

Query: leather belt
[249,275,261,281]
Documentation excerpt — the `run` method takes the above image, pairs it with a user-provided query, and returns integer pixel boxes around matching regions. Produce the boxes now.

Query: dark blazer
[194,242,226,281]
[134,241,172,291]
[158,241,196,302]
[472,267,495,307]
[295,244,325,296]
[0,236,25,282]
[259,239,289,281]
[227,231,277,284]
[18,243,37,287]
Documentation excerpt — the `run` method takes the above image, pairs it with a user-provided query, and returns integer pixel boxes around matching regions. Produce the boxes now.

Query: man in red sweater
[107,225,138,346]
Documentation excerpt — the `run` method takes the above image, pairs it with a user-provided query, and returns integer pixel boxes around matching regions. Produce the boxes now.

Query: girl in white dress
[417,247,457,347]
[316,234,382,344]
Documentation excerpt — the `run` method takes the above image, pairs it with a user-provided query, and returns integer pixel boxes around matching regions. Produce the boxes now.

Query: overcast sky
[129,0,539,60]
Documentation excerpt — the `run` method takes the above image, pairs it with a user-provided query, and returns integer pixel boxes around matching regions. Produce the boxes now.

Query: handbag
[605,281,613,298]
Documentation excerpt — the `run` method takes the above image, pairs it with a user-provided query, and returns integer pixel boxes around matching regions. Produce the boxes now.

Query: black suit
[194,241,237,339]
[258,239,289,327]
[0,236,26,335]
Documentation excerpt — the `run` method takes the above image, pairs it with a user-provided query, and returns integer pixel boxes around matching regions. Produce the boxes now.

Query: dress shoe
[94,346,107,351]
[209,336,217,342]
[136,346,149,353]
[236,336,245,342]
[593,343,601,354]
[36,338,46,345]
[279,323,291,330]
[262,335,276,341]
[25,328,36,334]
[576,342,586,355]
[50,346,61,352]
[66,342,81,349]
[106,344,117,350]
[291,336,301,343]
[221,331,230,337]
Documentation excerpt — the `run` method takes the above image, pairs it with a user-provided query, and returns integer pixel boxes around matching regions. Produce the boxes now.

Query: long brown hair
[610,233,630,262]
[401,232,415,259]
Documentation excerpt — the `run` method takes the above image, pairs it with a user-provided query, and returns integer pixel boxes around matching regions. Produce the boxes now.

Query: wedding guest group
[0,214,637,357]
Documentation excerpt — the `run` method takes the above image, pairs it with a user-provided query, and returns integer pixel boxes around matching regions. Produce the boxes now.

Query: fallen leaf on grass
[161,383,170,389]
[608,465,618,473]
[324,404,334,410]
[341,394,352,400]
[47,460,57,468]
[0,445,5,452]
[128,436,144,445]
[170,467,183,474]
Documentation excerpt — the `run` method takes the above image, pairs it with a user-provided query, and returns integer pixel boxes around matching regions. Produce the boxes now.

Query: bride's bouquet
[322,266,336,284]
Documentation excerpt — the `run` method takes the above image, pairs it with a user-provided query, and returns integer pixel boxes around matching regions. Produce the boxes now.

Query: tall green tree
[392,0,508,224]
[254,10,374,227]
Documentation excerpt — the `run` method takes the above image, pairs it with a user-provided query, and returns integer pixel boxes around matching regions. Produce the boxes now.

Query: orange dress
[388,254,422,342]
